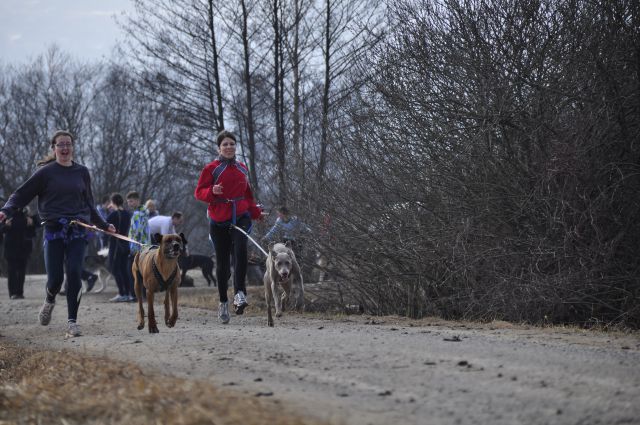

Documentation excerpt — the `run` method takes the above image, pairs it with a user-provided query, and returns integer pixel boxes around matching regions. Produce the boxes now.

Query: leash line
[230,223,269,257]
[70,220,144,246]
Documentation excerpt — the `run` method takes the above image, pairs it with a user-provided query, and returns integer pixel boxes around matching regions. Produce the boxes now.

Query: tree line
[0,0,637,327]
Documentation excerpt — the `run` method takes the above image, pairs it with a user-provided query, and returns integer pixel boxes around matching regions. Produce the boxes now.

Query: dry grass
[0,341,326,425]
[178,282,354,317]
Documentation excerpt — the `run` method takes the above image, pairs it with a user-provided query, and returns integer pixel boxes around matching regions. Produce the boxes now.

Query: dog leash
[70,220,144,246]
[230,223,269,257]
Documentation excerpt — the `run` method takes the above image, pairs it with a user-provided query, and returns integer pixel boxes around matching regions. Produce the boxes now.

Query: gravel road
[1,274,639,425]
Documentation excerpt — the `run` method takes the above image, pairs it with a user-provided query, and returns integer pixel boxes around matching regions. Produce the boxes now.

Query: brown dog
[132,233,186,333]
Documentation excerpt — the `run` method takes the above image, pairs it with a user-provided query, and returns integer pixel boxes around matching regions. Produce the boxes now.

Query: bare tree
[316,0,385,181]
[0,47,98,195]
[120,0,226,153]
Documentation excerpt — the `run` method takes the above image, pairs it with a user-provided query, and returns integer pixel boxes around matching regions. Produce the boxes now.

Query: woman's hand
[0,211,6,223]
[212,184,224,195]
[106,224,116,233]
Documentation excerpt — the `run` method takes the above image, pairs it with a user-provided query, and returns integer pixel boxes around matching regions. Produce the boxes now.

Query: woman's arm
[194,164,216,204]
[0,168,45,220]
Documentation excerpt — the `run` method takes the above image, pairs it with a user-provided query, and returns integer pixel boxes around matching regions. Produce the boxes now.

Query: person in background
[106,193,133,302]
[145,199,159,218]
[148,211,183,236]
[1,207,39,299]
[194,129,263,324]
[0,130,115,338]
[127,191,150,301]
[262,205,311,270]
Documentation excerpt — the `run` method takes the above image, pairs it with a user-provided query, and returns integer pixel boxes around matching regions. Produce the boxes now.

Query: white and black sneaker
[233,291,248,315]
[66,321,81,338]
[38,301,55,326]
[218,302,230,324]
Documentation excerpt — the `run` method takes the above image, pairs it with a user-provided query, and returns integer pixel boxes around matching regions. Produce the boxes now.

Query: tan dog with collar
[132,233,186,333]
[263,242,305,327]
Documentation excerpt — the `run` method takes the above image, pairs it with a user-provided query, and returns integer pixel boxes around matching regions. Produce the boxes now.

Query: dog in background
[263,242,305,327]
[132,233,185,333]
[178,254,216,286]
[82,247,112,293]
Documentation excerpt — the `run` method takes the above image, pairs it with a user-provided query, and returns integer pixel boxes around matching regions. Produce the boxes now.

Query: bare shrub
[315,0,640,327]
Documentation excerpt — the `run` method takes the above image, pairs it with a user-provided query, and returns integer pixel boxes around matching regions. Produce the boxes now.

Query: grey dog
[263,242,305,326]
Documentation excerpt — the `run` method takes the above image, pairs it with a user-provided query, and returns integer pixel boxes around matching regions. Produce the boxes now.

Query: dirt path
[1,274,639,425]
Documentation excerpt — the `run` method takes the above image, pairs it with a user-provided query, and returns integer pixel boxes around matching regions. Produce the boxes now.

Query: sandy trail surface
[1,274,639,425]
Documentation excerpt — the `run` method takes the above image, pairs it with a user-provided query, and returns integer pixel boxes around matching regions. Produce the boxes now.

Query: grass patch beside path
[0,341,325,425]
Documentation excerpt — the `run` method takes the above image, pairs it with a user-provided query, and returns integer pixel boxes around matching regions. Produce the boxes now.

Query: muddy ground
[1,274,639,425]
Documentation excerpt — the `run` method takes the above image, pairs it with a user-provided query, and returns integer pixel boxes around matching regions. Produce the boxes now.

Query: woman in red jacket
[194,130,262,324]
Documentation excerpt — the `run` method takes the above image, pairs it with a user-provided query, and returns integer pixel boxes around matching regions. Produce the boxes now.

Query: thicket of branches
[322,0,640,327]
[1,0,638,327]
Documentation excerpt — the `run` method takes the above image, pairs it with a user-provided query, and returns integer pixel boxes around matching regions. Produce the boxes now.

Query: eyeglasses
[55,143,73,148]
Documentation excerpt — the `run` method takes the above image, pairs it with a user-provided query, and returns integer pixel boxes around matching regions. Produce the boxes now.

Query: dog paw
[149,325,159,333]
[137,323,144,330]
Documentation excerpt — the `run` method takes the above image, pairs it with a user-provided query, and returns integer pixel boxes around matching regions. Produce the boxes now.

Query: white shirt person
[148,212,183,235]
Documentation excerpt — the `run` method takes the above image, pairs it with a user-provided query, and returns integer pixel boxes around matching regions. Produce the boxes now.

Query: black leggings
[210,214,251,303]
[44,238,86,322]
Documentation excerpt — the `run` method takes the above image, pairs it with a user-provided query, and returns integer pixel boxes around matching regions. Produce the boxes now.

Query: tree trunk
[241,0,259,196]
[317,0,331,182]
[208,0,225,132]
[291,0,304,197]
[273,0,287,204]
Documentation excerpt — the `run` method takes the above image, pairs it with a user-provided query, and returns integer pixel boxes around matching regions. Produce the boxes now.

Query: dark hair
[171,211,183,219]
[277,206,290,215]
[126,191,140,200]
[216,130,237,147]
[111,193,124,207]
[37,130,75,166]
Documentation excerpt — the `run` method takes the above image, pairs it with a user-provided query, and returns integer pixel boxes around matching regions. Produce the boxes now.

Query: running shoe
[66,321,81,338]
[218,301,230,324]
[233,291,248,315]
[109,295,128,302]
[39,301,55,326]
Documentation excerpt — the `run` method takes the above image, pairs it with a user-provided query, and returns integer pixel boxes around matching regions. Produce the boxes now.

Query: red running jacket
[194,157,261,223]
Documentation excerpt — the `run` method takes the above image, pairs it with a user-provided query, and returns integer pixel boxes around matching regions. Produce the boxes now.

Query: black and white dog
[83,247,112,293]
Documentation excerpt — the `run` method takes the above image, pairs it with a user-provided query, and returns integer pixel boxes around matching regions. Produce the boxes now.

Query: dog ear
[179,232,188,245]
[152,233,163,244]
[284,240,292,248]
